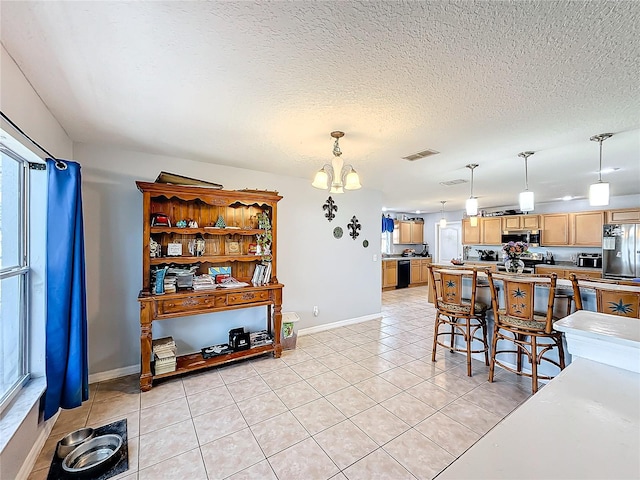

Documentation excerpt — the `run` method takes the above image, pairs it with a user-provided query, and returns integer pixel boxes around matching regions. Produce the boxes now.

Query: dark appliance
[397,260,411,289]
[477,249,498,261]
[501,229,540,247]
[419,243,430,257]
[229,327,251,351]
[577,253,602,269]
[603,224,640,280]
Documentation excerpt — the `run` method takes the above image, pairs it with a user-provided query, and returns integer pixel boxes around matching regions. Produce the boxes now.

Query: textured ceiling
[1,1,639,213]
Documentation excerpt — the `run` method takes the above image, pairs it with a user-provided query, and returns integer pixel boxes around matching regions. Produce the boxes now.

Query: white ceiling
[2,1,639,213]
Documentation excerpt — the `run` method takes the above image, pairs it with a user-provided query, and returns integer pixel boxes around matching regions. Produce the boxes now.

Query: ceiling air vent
[440,179,468,186]
[402,149,440,161]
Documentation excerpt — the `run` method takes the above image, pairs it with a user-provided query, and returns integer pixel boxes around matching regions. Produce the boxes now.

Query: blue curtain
[43,159,89,420]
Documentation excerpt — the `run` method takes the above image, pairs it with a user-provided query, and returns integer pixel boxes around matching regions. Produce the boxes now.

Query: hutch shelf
[136,181,284,391]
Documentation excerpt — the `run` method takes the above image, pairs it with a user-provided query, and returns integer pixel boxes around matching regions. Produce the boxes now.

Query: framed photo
[226,241,240,254]
[167,243,183,256]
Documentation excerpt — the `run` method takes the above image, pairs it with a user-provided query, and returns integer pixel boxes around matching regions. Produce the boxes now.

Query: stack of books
[250,330,273,347]
[153,337,177,375]
[192,274,217,291]
[251,262,272,286]
[163,276,177,294]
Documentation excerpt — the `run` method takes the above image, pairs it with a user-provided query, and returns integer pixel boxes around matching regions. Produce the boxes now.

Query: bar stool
[427,265,489,376]
[486,272,565,394]
[569,274,640,318]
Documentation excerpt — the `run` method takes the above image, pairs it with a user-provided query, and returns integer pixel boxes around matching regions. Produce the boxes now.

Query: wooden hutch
[136,181,284,391]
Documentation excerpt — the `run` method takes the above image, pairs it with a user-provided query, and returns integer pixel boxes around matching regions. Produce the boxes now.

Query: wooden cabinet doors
[462,218,481,244]
[482,218,502,244]
[382,261,398,288]
[541,214,570,245]
[572,211,604,246]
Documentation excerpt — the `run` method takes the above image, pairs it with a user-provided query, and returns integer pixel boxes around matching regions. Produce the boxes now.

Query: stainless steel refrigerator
[603,224,640,279]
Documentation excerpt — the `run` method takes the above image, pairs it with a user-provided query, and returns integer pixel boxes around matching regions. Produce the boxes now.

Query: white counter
[436,357,640,480]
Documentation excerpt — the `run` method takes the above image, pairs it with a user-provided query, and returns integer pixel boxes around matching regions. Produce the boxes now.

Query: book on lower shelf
[153,336,177,374]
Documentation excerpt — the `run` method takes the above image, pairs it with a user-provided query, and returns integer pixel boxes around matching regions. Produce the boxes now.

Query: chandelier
[518,151,535,212]
[312,131,361,193]
[589,133,613,206]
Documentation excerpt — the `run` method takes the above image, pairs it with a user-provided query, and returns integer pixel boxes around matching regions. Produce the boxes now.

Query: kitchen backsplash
[465,245,601,263]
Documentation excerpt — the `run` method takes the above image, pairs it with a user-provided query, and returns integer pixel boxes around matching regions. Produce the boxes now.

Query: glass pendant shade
[589,181,609,206]
[469,216,478,227]
[439,217,447,228]
[519,190,535,212]
[344,170,362,190]
[312,170,329,190]
[466,197,478,216]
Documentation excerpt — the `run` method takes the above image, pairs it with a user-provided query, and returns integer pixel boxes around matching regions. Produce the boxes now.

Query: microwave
[501,230,540,247]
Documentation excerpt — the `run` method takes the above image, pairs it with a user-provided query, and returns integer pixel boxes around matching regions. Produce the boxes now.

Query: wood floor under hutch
[29,286,533,480]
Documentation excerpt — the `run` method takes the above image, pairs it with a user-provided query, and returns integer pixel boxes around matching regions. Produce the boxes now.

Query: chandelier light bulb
[589,133,613,206]
[439,201,447,228]
[465,164,479,216]
[518,151,535,212]
[311,131,361,193]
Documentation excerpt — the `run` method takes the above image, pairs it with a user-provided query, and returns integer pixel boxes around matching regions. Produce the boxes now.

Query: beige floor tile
[113,435,139,480]
[186,384,234,417]
[86,409,141,440]
[236,391,288,425]
[138,418,198,470]
[461,384,526,416]
[181,369,224,396]
[379,336,407,349]
[87,393,141,425]
[280,348,313,365]
[383,428,455,480]
[300,344,333,358]
[291,397,346,435]
[260,367,303,390]
[342,448,416,480]
[325,386,377,417]
[227,375,271,402]
[273,380,321,409]
[380,325,405,336]
[359,341,394,355]
[379,366,423,390]
[439,398,503,435]
[323,336,357,350]
[250,356,289,375]
[380,392,437,426]
[296,335,322,348]
[396,341,432,359]
[139,378,184,409]
[350,405,409,446]
[402,359,440,380]
[50,403,92,438]
[94,374,140,403]
[227,459,277,480]
[414,411,481,457]
[250,411,309,457]
[354,376,402,403]
[138,447,206,480]
[289,358,330,379]
[330,473,349,480]
[356,356,396,374]
[268,437,339,480]
[333,363,376,384]
[32,435,59,473]
[201,428,265,479]
[218,361,258,384]
[139,396,191,435]
[379,349,416,366]
[406,381,458,409]
[305,371,351,396]
[314,419,378,470]
[428,371,481,396]
[192,403,248,445]
[341,346,375,362]
[317,352,354,370]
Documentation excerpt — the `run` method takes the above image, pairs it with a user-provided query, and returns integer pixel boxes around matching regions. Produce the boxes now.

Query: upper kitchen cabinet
[482,217,502,244]
[541,214,570,245]
[572,211,604,246]
[502,214,540,230]
[606,208,640,224]
[541,211,603,246]
[462,218,481,244]
[397,220,424,244]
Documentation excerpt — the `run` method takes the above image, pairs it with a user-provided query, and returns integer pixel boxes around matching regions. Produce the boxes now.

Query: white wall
[73,144,383,375]
[0,44,73,480]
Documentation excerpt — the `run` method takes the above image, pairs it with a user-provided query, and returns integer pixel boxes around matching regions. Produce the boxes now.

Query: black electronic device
[229,327,251,351]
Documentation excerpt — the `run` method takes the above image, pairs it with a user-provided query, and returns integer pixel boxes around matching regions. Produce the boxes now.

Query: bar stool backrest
[569,274,640,319]
[427,265,479,316]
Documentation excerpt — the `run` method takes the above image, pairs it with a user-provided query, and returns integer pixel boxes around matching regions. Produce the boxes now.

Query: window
[0,143,30,410]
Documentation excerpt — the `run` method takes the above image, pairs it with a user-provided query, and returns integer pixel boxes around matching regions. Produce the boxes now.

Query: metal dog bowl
[62,434,123,476]
[56,427,95,459]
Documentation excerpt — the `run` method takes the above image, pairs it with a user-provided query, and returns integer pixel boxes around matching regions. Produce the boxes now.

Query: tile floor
[28,286,533,480]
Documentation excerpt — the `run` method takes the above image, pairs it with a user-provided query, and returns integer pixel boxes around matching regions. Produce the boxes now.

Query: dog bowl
[62,434,123,476]
[56,428,95,459]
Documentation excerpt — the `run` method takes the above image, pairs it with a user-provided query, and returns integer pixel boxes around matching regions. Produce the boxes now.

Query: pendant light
[312,131,361,193]
[465,164,479,216]
[518,151,535,212]
[439,201,447,228]
[589,133,613,206]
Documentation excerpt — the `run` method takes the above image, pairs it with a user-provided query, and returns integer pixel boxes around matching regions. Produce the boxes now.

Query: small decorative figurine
[176,220,187,228]
[215,215,226,228]
[188,220,198,228]
[149,237,160,258]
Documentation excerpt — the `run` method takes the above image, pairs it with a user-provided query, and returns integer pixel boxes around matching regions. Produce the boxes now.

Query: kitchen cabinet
[541,214,570,246]
[502,215,540,230]
[382,260,398,289]
[535,264,602,280]
[462,218,481,244]
[397,220,424,244]
[606,208,640,224]
[572,211,604,246]
[410,258,432,286]
[482,217,502,244]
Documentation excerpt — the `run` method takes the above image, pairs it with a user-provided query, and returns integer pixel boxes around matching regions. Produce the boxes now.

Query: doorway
[437,221,463,264]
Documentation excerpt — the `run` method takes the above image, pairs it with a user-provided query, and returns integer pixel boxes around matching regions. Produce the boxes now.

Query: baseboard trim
[298,313,382,336]
[16,412,58,480]
[88,365,140,384]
